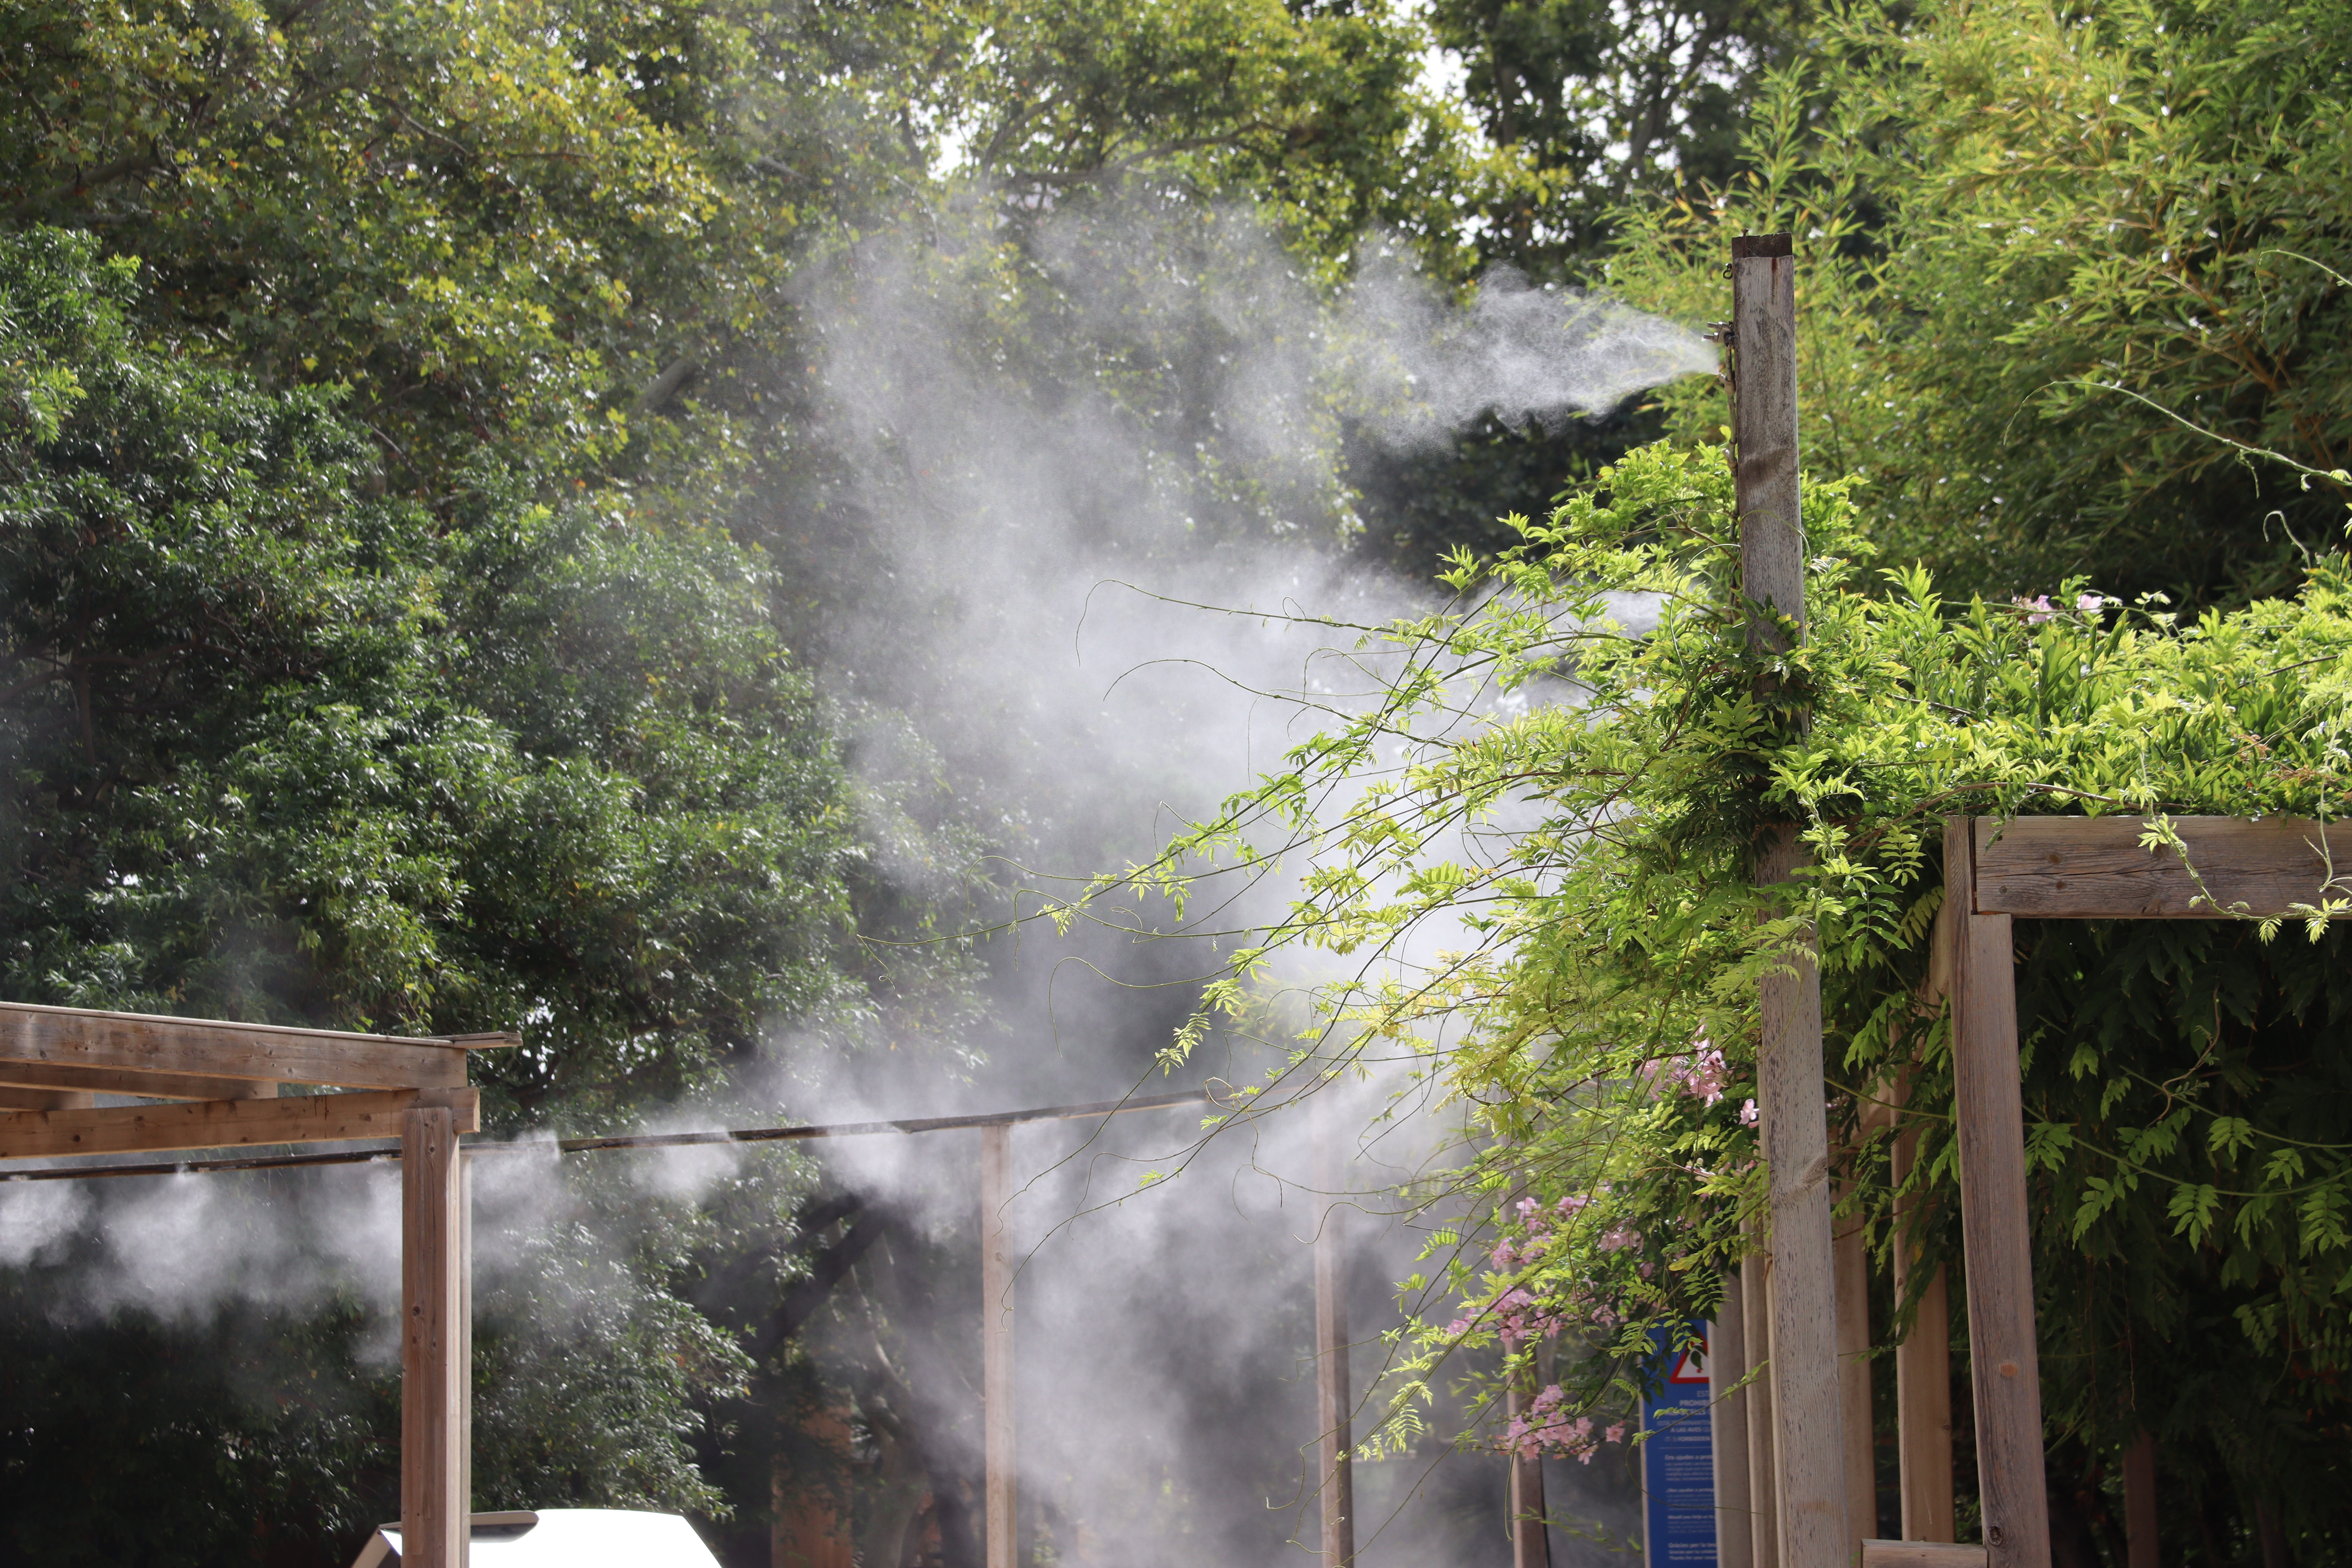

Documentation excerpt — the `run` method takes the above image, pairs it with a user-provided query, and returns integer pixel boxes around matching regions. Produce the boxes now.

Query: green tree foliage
[1603,0,2352,606]
[1430,0,1801,274]
[0,224,850,1555]
[0,0,1470,1550]
[1110,440,2352,1559]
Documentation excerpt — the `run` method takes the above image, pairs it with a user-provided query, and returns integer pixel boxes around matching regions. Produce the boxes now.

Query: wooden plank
[1711,1272,1755,1568]
[1507,1373,1550,1568]
[0,1087,477,1159]
[459,1151,475,1533]
[0,1061,279,1100]
[402,1104,469,1568]
[1973,814,2352,919]
[0,1000,478,1088]
[1862,1540,1987,1568]
[981,1123,1016,1568]
[1944,819,2052,1568]
[1743,1228,1782,1568]
[1313,1095,1355,1567]
[0,1087,92,1112]
[1890,1084,1957,1545]
[1835,1190,1877,1554]
[1755,826,1853,1568]
[1733,231,1804,651]
[1894,1262,1956,1544]
[2123,1432,2158,1568]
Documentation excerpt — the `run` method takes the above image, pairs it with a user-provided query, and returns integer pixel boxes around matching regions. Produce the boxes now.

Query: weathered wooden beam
[1711,1274,1755,1568]
[0,1001,513,1089]
[1733,232,1805,651]
[1507,1373,1550,1568]
[1944,819,2052,1568]
[402,1103,469,1568]
[1742,1230,1782,1568]
[0,1061,278,1100]
[1890,1098,1957,1545]
[981,1122,1016,1568]
[1891,903,1958,1545]
[2123,1433,2158,1568]
[1756,829,1851,1568]
[1313,1095,1355,1568]
[1862,1539,1986,1568]
[0,1086,93,1112]
[0,1087,477,1160]
[1735,226,1850,1568]
[1835,1190,1877,1554]
[1973,814,2352,919]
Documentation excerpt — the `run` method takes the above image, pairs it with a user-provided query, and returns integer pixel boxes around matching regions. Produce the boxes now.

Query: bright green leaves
[1602,0,2352,607]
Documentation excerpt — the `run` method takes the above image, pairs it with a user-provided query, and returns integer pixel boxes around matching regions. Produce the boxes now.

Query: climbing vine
[1099,437,2352,1528]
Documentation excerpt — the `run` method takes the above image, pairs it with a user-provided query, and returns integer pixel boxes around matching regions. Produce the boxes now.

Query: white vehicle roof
[351,1509,722,1567]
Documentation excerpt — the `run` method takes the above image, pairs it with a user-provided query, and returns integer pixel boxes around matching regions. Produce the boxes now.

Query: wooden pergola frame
[1709,229,2336,1568]
[1892,812,2351,1568]
[0,1001,514,1568]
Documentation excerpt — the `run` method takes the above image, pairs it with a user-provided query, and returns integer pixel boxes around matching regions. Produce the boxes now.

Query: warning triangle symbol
[1668,1343,1711,1384]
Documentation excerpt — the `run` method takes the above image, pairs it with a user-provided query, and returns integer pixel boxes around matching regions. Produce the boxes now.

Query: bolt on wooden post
[1730,231,1852,1568]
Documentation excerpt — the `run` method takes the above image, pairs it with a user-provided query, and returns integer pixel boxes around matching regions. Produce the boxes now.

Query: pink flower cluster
[2013,592,2107,625]
[1504,1383,1630,1462]
[1640,1037,1727,1106]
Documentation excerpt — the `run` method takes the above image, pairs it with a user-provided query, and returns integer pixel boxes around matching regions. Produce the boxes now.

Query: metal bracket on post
[1732,230,1851,1568]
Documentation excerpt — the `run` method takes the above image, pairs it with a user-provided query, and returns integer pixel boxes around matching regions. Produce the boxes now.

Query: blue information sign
[1642,1322,1717,1568]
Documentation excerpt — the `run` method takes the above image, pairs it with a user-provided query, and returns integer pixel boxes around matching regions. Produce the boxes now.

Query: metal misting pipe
[0,1087,1216,1182]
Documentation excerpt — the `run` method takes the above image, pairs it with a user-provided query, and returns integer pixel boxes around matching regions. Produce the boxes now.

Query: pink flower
[2076,592,2106,613]
[1605,1424,1626,1444]
[2014,594,2056,624]
[1740,1098,1759,1126]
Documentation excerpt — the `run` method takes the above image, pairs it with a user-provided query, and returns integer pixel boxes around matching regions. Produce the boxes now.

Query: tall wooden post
[1942,820,2051,1568]
[2122,1433,2158,1568]
[1742,1231,1781,1568]
[1889,1107,1956,1543]
[1507,1374,1551,1568]
[1711,1272,1755,1568]
[1835,1196,1876,1553]
[402,1103,469,1568]
[1734,230,1850,1568]
[981,1123,1017,1568]
[1312,1096,1355,1567]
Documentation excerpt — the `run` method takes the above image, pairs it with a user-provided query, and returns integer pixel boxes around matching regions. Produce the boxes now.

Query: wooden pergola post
[1834,1187,1877,1555]
[1860,813,2352,1568]
[404,1097,471,1568]
[1709,1273,1754,1568]
[1732,229,1851,1568]
[981,1121,1017,1568]
[1942,820,2051,1568]
[0,1006,510,1567]
[1887,1074,1956,1545]
[1311,1094,1355,1568]
[1741,1238,1781,1568]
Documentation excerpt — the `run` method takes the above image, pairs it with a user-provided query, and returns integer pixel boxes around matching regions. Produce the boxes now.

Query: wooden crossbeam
[0,1002,516,1090]
[1974,815,2352,919]
[0,1088,478,1161]
[0,1087,92,1112]
[1863,1540,1986,1568]
[0,1061,278,1100]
